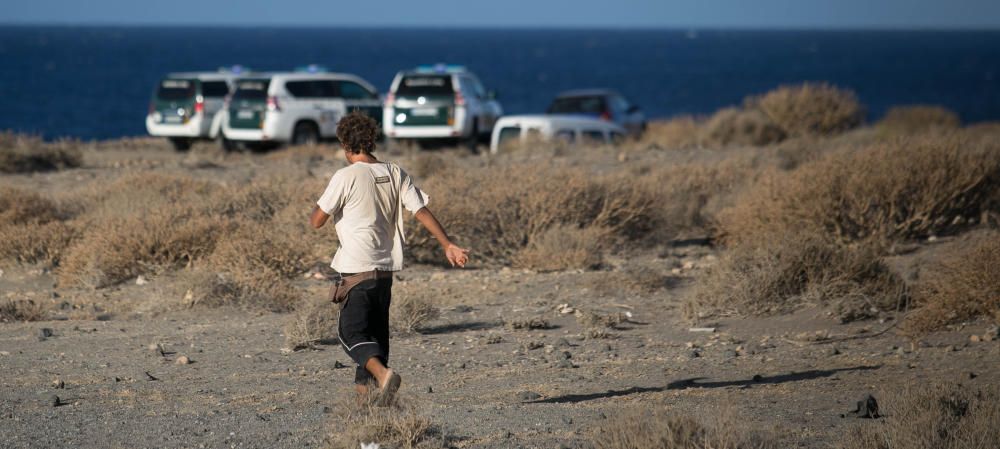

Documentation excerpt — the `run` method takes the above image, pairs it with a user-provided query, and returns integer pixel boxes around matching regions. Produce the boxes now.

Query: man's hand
[445,243,470,268]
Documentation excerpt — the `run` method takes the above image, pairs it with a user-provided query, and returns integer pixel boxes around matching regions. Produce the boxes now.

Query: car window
[497,126,521,148]
[548,96,607,114]
[396,75,453,97]
[232,79,270,100]
[156,79,196,100]
[464,76,486,98]
[200,81,230,98]
[555,129,575,143]
[285,80,337,98]
[340,81,375,100]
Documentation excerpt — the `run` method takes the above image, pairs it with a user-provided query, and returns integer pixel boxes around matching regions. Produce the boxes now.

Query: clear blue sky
[4,0,1000,29]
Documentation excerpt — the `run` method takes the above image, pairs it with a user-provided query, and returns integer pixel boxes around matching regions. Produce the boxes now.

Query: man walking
[309,111,469,404]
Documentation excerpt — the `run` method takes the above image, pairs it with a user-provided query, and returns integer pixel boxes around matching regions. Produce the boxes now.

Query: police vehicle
[222,66,382,149]
[145,68,244,151]
[383,64,503,149]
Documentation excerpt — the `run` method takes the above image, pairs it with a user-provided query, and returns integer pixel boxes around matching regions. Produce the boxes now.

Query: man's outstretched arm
[310,206,330,229]
[414,207,469,267]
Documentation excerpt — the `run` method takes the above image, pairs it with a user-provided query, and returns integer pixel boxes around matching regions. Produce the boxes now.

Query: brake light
[455,91,465,106]
[600,111,612,121]
[267,95,281,112]
[194,101,204,114]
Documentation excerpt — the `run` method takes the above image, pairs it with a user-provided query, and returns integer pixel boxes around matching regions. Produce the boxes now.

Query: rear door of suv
[229,78,270,130]
[392,74,455,127]
[339,80,382,126]
[152,78,198,125]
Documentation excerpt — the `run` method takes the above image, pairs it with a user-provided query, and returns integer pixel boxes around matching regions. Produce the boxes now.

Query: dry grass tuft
[506,317,552,331]
[327,390,443,449]
[390,291,440,334]
[702,107,785,147]
[903,232,1000,336]
[641,116,704,150]
[877,105,961,134]
[840,384,1000,449]
[512,225,608,271]
[717,133,1000,246]
[0,299,48,322]
[747,82,865,138]
[690,235,906,321]
[0,132,83,173]
[592,407,775,449]
[284,296,340,350]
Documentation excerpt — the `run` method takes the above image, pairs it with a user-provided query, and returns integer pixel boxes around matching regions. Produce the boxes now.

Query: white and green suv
[222,68,382,150]
[383,65,503,149]
[145,70,238,151]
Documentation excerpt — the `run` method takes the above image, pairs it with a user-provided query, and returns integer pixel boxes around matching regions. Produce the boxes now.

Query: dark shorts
[337,277,393,385]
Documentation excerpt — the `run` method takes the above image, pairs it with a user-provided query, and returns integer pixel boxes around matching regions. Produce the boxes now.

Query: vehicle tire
[219,133,240,153]
[169,137,192,152]
[292,121,320,146]
[465,121,480,154]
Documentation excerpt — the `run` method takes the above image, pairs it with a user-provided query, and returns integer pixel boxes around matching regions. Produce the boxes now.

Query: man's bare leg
[365,357,402,405]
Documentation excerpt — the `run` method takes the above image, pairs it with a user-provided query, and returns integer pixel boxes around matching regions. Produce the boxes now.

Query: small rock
[970,335,981,343]
[135,275,149,286]
[554,338,572,348]
[427,386,433,393]
[687,349,700,358]
[53,379,64,389]
[556,359,574,369]
[752,374,763,382]
[945,345,958,352]
[517,391,542,401]
[559,351,572,360]
[561,416,573,425]
[37,328,53,341]
[319,406,332,414]
[333,361,346,369]
[175,356,190,365]
[826,347,841,356]
[144,371,158,381]
[49,395,60,407]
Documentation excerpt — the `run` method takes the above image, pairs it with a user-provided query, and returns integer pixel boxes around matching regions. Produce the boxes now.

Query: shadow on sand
[527,365,880,404]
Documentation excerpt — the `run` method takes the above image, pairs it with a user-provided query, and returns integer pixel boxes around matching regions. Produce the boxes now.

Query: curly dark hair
[336,110,379,154]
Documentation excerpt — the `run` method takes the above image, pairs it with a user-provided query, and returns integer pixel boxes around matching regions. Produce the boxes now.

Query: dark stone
[559,351,572,360]
[319,406,332,414]
[37,328,54,341]
[849,394,880,419]
[333,361,346,369]
[49,395,60,407]
[688,349,701,358]
[752,374,763,382]
[427,386,433,393]
[969,372,978,380]
[517,391,542,401]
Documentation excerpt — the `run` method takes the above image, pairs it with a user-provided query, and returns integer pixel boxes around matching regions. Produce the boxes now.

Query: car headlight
[395,113,407,124]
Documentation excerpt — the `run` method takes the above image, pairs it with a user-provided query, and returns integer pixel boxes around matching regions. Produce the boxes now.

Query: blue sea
[1,26,999,141]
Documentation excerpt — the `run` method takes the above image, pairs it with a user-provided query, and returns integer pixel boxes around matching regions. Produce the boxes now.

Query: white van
[145,71,238,151]
[222,69,382,149]
[489,115,627,154]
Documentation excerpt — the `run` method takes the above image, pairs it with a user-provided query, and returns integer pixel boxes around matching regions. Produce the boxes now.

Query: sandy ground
[2,141,999,448]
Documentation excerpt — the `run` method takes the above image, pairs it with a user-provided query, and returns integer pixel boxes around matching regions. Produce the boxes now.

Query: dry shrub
[407,164,656,266]
[592,407,775,449]
[748,82,865,137]
[0,299,48,322]
[840,384,1000,449]
[284,296,340,349]
[0,132,83,173]
[903,232,1000,336]
[642,116,703,149]
[587,266,668,297]
[0,187,78,265]
[390,292,440,334]
[702,107,785,147]
[207,222,310,279]
[0,187,66,225]
[718,133,1000,246]
[878,105,961,134]
[327,391,443,449]
[512,224,608,271]
[690,235,906,320]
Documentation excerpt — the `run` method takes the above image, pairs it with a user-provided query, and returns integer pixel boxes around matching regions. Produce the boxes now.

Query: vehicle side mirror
[487,90,498,100]
[627,105,640,114]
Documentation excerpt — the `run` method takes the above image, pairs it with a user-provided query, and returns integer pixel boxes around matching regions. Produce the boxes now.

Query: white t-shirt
[316,161,428,273]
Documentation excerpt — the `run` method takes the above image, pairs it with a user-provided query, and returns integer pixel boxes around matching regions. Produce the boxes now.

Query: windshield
[233,79,270,100]
[395,75,453,97]
[156,79,196,100]
[547,96,607,114]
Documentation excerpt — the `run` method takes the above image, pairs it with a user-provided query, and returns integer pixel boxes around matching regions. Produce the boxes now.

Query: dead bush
[592,407,775,449]
[284,296,339,350]
[512,225,608,271]
[641,116,704,149]
[177,268,299,312]
[702,107,785,147]
[0,221,78,265]
[207,221,311,280]
[407,164,656,266]
[748,83,864,137]
[689,235,906,320]
[0,187,65,225]
[0,299,48,322]
[878,105,961,134]
[390,292,440,334]
[718,133,1000,246]
[903,232,1000,336]
[0,132,83,173]
[840,384,1000,449]
[327,390,444,449]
